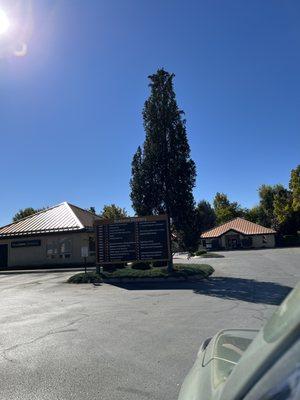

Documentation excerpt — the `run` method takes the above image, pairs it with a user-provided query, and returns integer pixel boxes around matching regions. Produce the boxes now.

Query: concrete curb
[101,274,209,284]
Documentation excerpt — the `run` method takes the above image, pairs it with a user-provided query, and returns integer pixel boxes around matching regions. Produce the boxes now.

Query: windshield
[203,330,258,388]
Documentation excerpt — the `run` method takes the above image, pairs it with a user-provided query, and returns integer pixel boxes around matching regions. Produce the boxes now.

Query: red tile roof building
[201,217,276,238]
[200,218,276,250]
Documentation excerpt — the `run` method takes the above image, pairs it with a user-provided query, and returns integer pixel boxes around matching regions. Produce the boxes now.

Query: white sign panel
[81,246,89,258]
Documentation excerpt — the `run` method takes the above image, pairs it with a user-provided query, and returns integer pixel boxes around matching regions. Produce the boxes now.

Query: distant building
[0,202,99,269]
[200,217,276,250]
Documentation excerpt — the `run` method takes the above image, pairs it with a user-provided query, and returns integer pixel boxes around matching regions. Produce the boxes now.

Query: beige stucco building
[200,217,276,250]
[0,202,99,269]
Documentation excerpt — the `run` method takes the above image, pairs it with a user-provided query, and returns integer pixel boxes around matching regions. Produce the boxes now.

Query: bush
[173,264,214,278]
[195,250,207,256]
[281,235,300,247]
[188,252,195,258]
[151,260,167,268]
[200,253,224,258]
[102,267,168,279]
[101,264,214,280]
[68,264,215,282]
[68,272,102,284]
[103,263,126,272]
[131,261,151,270]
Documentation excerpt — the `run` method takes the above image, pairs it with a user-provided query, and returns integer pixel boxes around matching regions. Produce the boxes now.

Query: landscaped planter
[67,265,214,284]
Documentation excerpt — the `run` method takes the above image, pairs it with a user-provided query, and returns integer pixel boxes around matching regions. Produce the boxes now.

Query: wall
[201,231,276,250]
[252,234,275,248]
[219,231,275,249]
[0,231,96,268]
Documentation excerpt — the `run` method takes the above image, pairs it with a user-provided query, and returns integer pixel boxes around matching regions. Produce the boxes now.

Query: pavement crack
[0,313,89,363]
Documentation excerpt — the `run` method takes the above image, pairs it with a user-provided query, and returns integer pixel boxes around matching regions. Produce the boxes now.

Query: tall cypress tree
[130,69,196,248]
[130,146,150,216]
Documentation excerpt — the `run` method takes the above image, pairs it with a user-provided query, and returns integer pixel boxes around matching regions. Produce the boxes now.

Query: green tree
[258,184,278,227]
[100,204,128,220]
[130,146,149,215]
[258,184,291,229]
[257,183,299,234]
[213,193,243,225]
[130,69,196,249]
[273,188,292,230]
[87,207,96,214]
[289,165,300,212]
[243,205,265,225]
[194,200,216,233]
[13,207,43,222]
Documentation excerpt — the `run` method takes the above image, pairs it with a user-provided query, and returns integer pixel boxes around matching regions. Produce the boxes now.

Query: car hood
[178,329,258,400]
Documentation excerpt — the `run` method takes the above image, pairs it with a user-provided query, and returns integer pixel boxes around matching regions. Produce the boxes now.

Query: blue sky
[0,0,299,226]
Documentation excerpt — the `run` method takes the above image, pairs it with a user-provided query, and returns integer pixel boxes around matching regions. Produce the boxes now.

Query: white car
[179,282,300,400]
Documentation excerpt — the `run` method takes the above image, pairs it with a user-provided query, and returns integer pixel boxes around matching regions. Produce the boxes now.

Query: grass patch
[200,253,224,258]
[67,272,103,284]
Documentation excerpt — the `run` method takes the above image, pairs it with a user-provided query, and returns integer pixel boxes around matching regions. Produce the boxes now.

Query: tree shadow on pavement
[114,277,292,306]
[193,277,292,305]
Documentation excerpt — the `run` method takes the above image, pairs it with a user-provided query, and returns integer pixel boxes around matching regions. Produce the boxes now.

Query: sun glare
[0,9,10,35]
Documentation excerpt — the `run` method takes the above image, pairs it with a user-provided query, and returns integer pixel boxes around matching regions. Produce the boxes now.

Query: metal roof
[200,217,276,238]
[0,202,100,238]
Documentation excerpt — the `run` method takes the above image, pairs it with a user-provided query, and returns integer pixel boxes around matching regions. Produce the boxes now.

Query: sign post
[95,215,171,267]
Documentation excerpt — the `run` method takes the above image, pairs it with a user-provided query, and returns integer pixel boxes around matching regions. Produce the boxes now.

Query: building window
[46,238,72,259]
[59,238,72,259]
[89,237,96,256]
[46,240,58,259]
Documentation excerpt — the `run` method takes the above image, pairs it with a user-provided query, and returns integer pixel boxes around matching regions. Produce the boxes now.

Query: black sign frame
[95,215,171,265]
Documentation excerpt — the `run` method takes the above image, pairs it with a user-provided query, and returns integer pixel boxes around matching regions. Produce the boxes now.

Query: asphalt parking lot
[0,248,299,400]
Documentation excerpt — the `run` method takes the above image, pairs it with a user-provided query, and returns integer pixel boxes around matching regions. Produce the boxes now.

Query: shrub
[173,264,214,278]
[195,250,207,256]
[68,272,102,284]
[131,261,151,270]
[102,264,214,280]
[102,267,168,279]
[103,263,126,272]
[201,253,224,258]
[282,235,300,247]
[68,264,215,283]
[151,260,167,268]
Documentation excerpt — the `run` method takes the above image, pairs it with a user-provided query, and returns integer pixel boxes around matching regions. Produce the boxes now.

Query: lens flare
[0,9,10,35]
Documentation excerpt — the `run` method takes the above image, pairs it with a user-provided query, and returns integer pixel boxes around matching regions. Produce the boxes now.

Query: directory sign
[95,215,171,264]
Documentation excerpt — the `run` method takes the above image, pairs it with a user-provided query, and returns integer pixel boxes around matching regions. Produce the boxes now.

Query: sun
[0,9,10,35]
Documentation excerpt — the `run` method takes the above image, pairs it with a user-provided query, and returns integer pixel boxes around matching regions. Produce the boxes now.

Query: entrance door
[228,238,238,249]
[0,244,8,268]
[226,235,240,249]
